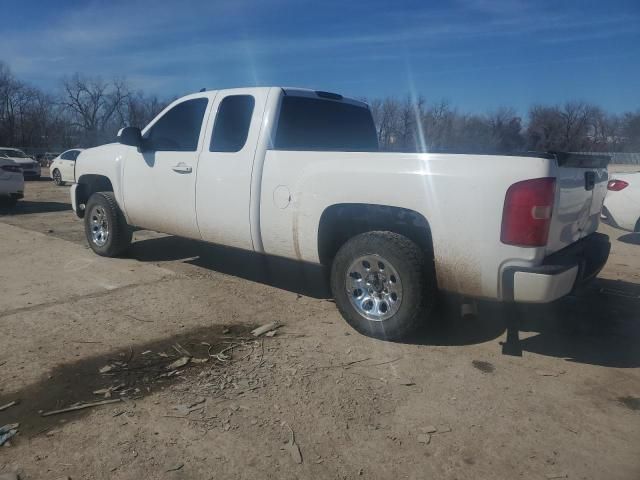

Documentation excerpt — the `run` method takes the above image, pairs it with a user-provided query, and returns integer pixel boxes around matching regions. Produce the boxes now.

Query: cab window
[210,95,255,153]
[143,98,208,152]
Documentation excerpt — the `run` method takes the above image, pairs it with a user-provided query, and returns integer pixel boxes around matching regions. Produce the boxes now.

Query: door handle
[584,171,595,191]
[172,163,192,174]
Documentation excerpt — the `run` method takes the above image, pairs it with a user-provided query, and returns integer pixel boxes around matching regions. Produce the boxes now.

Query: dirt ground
[1,170,639,480]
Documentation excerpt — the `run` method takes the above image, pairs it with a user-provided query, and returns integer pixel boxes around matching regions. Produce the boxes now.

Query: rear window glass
[210,95,255,152]
[274,96,378,152]
[61,150,80,160]
[0,149,29,158]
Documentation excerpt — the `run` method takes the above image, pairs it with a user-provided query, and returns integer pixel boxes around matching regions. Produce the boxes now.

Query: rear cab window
[274,95,378,152]
[210,95,255,152]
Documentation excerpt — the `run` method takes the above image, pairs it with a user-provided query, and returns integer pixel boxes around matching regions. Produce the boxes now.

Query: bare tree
[61,74,130,146]
[423,100,455,151]
[621,111,640,151]
[590,108,623,151]
[3,60,640,156]
[124,91,168,129]
[487,107,525,152]
[370,97,401,150]
[557,101,597,151]
[527,102,600,151]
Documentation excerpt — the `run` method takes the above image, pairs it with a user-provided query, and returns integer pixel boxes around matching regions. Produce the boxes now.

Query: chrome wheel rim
[346,254,403,321]
[89,205,109,247]
[53,170,61,183]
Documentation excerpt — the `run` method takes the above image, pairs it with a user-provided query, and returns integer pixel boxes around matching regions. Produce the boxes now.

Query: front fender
[74,143,127,219]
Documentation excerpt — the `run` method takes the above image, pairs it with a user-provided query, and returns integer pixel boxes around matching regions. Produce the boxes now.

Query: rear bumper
[0,174,25,197]
[502,232,611,303]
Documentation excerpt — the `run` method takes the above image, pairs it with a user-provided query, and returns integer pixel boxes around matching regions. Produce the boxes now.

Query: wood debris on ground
[536,370,566,377]
[41,399,123,417]
[251,322,279,337]
[284,423,303,464]
[0,400,18,412]
[166,463,184,472]
[166,356,191,370]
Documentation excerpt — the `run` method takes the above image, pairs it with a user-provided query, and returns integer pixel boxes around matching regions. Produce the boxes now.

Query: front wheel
[84,192,132,257]
[52,169,64,186]
[330,231,436,341]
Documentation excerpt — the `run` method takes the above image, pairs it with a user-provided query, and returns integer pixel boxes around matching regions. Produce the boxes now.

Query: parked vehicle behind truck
[70,87,611,340]
[602,172,640,232]
[50,149,84,185]
[0,147,41,179]
[0,157,24,206]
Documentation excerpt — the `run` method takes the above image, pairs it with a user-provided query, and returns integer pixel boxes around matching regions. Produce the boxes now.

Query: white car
[0,157,25,206]
[0,147,41,179]
[71,87,610,340]
[50,149,83,185]
[602,171,640,232]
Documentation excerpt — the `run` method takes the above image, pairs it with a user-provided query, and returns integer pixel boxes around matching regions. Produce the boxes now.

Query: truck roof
[178,87,369,109]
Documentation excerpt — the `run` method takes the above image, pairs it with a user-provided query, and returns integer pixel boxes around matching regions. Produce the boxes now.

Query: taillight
[607,179,629,191]
[1,165,21,173]
[501,177,556,247]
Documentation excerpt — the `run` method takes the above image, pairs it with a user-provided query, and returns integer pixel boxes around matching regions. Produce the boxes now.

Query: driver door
[122,95,213,239]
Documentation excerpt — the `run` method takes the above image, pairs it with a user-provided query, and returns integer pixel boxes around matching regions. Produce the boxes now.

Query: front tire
[52,169,64,186]
[84,192,132,257]
[330,231,436,340]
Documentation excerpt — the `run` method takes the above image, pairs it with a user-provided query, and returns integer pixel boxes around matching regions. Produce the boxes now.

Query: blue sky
[1,0,639,113]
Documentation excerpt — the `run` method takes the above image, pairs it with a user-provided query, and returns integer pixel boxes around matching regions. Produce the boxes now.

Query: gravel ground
[0,171,639,480]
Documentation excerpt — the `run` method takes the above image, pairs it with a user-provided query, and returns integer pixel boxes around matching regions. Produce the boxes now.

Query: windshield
[0,148,29,158]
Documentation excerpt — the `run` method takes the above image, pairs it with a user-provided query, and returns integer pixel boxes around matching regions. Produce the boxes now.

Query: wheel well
[75,174,114,218]
[317,204,433,266]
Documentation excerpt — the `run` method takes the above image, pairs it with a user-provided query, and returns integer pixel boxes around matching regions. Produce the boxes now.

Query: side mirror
[118,126,143,148]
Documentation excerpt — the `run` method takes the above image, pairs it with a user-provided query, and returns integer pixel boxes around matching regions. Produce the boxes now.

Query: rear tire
[52,169,64,186]
[330,231,436,340]
[84,192,132,257]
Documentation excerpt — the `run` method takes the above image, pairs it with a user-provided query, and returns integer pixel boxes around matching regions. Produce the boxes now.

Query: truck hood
[73,143,122,183]
[3,156,36,165]
[0,158,19,167]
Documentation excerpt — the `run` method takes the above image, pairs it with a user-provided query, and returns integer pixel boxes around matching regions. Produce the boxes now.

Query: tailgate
[546,153,609,255]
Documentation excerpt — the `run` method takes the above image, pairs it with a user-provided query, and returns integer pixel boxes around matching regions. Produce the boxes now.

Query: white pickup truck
[71,87,611,339]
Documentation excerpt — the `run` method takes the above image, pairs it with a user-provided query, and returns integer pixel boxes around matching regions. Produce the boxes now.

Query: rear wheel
[52,169,64,186]
[84,192,132,257]
[330,231,436,340]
